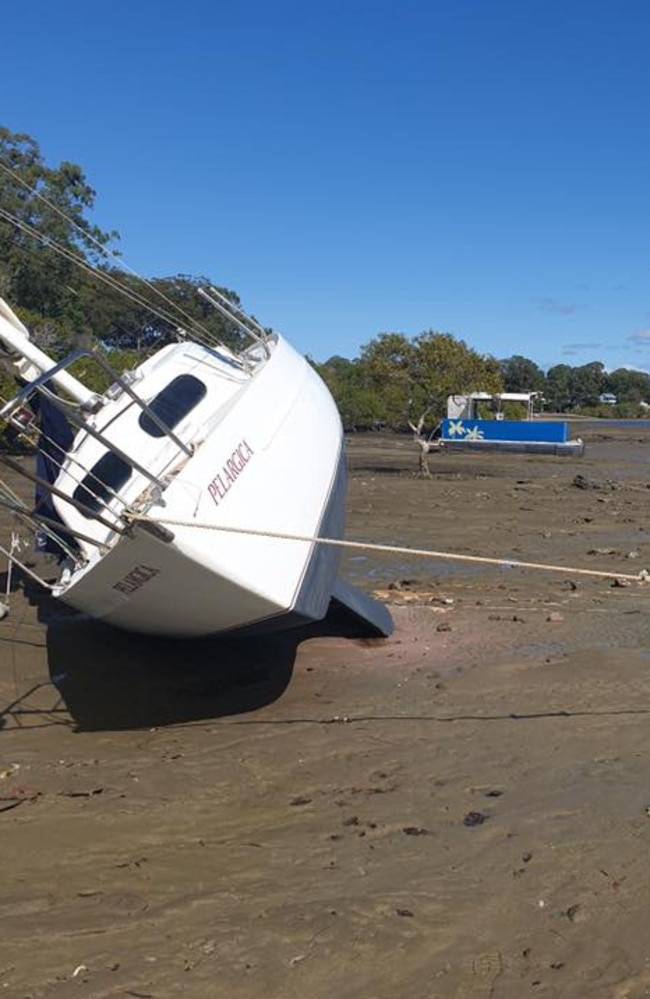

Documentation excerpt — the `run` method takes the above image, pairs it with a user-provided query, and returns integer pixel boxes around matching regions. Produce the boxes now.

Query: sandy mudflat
[3,426,650,998]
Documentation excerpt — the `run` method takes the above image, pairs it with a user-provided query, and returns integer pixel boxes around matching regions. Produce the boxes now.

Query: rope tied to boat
[123,512,650,585]
[0,533,30,619]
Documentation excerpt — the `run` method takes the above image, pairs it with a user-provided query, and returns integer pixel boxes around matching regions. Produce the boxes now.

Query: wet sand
[3,426,650,998]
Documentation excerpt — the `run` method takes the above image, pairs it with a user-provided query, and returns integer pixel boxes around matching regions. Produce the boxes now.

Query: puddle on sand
[438,665,463,677]
[516,642,566,661]
[343,554,518,588]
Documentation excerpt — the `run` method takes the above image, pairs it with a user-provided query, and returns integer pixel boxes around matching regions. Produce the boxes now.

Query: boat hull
[440,439,585,457]
[439,416,584,457]
[54,339,350,637]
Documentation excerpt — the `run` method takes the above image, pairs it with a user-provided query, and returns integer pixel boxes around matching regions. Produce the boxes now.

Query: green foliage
[356,333,416,429]
[579,400,648,419]
[0,364,17,446]
[0,126,116,319]
[546,361,606,411]
[89,273,248,352]
[312,355,384,430]
[66,348,143,395]
[545,364,573,411]
[500,401,529,420]
[500,355,545,392]
[350,330,502,433]
[604,368,650,404]
[570,361,606,409]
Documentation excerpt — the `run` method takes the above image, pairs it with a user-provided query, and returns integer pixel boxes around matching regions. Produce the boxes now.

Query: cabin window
[138,374,207,437]
[73,452,132,515]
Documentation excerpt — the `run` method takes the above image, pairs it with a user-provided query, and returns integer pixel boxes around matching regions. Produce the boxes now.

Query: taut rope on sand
[2,516,647,614]
[124,513,650,585]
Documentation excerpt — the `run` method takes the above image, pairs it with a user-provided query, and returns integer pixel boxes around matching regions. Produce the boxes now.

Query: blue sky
[2,0,649,370]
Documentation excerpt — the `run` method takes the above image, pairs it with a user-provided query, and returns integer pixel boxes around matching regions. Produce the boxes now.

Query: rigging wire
[207,286,270,339]
[0,204,251,361]
[0,206,213,343]
[0,159,240,345]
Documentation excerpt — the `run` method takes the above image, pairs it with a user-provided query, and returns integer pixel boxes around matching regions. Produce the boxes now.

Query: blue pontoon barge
[439,392,584,457]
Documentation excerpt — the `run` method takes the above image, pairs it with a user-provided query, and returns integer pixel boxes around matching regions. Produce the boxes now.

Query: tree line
[1,124,647,441]
[312,350,650,433]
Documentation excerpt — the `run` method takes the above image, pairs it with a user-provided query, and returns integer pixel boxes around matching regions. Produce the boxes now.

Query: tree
[77,272,248,352]
[500,354,545,392]
[545,364,573,411]
[410,331,502,433]
[359,330,502,434]
[313,356,384,431]
[355,330,502,474]
[605,368,650,404]
[568,361,605,409]
[356,333,417,429]
[0,126,116,320]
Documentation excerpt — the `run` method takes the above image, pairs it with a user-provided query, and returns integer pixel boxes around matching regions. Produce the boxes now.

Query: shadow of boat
[44,599,378,733]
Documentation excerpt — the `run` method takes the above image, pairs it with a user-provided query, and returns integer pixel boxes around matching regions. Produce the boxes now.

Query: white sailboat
[0,292,392,638]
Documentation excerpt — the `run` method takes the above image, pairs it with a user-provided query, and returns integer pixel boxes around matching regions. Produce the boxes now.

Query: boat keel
[330,578,394,637]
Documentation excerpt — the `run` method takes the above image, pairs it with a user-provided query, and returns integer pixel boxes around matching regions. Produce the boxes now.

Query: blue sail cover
[31,390,75,557]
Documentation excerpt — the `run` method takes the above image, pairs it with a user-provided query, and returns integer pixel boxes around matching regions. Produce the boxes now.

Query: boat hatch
[138,374,207,437]
[72,452,133,516]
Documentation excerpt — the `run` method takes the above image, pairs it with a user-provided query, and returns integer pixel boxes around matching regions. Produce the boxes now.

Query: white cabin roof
[461,391,542,402]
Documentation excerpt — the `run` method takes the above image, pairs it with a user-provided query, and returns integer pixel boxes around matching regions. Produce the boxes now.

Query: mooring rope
[124,513,650,584]
[0,534,55,619]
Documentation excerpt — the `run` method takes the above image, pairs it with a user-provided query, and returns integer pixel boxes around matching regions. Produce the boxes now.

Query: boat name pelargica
[207,439,254,506]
